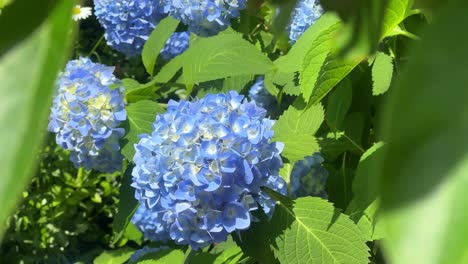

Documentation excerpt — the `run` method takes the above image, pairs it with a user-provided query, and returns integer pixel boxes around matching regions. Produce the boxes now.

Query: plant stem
[88,34,104,57]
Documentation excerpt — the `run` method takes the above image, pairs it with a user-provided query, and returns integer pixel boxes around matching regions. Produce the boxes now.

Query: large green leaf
[270,197,370,264]
[377,1,468,263]
[0,0,62,56]
[142,17,180,76]
[182,33,273,84]
[0,0,73,239]
[121,100,164,161]
[272,102,324,163]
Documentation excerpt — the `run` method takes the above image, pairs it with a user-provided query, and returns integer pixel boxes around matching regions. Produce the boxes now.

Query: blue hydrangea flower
[289,153,328,198]
[289,0,323,43]
[128,245,169,263]
[131,91,286,249]
[159,0,247,36]
[94,0,167,57]
[48,57,126,173]
[131,203,171,242]
[160,32,190,60]
[248,77,276,113]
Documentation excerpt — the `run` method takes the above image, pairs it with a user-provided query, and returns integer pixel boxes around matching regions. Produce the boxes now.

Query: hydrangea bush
[1,0,424,262]
[48,57,126,173]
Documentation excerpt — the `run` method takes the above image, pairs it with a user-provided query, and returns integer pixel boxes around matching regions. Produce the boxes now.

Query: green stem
[88,34,104,57]
[342,152,348,206]
[407,9,423,17]
[342,133,365,153]
[393,28,421,40]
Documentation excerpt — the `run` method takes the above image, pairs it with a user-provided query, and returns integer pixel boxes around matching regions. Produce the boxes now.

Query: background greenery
[1,0,467,264]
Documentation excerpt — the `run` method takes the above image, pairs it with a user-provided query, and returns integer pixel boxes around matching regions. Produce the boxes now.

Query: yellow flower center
[72,6,82,15]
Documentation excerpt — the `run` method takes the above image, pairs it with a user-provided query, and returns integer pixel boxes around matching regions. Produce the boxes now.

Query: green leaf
[213,246,243,264]
[348,199,385,241]
[182,33,273,84]
[352,142,385,212]
[300,22,362,104]
[136,249,185,264]
[326,78,352,131]
[371,52,394,95]
[121,100,164,161]
[274,13,341,73]
[153,54,184,83]
[123,223,143,245]
[93,247,134,264]
[0,0,73,239]
[270,197,369,264]
[122,78,158,103]
[112,165,138,244]
[279,163,293,185]
[346,143,385,242]
[376,2,468,263]
[272,103,324,163]
[222,74,253,92]
[142,16,180,76]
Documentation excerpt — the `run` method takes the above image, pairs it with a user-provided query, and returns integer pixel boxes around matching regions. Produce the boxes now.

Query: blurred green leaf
[377,1,468,263]
[142,17,180,76]
[321,0,412,58]
[0,0,62,57]
[0,0,72,239]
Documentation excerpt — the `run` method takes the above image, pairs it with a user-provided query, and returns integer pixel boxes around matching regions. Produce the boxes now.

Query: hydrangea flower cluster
[131,91,286,249]
[290,153,328,198]
[159,0,247,36]
[248,77,276,113]
[160,32,190,60]
[94,0,167,57]
[289,0,324,43]
[48,57,126,173]
[131,203,170,242]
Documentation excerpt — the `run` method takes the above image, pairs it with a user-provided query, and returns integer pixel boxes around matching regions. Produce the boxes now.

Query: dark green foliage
[0,136,120,262]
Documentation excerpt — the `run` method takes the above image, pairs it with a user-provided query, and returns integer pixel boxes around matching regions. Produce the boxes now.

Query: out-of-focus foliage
[0,0,73,239]
[0,136,120,263]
